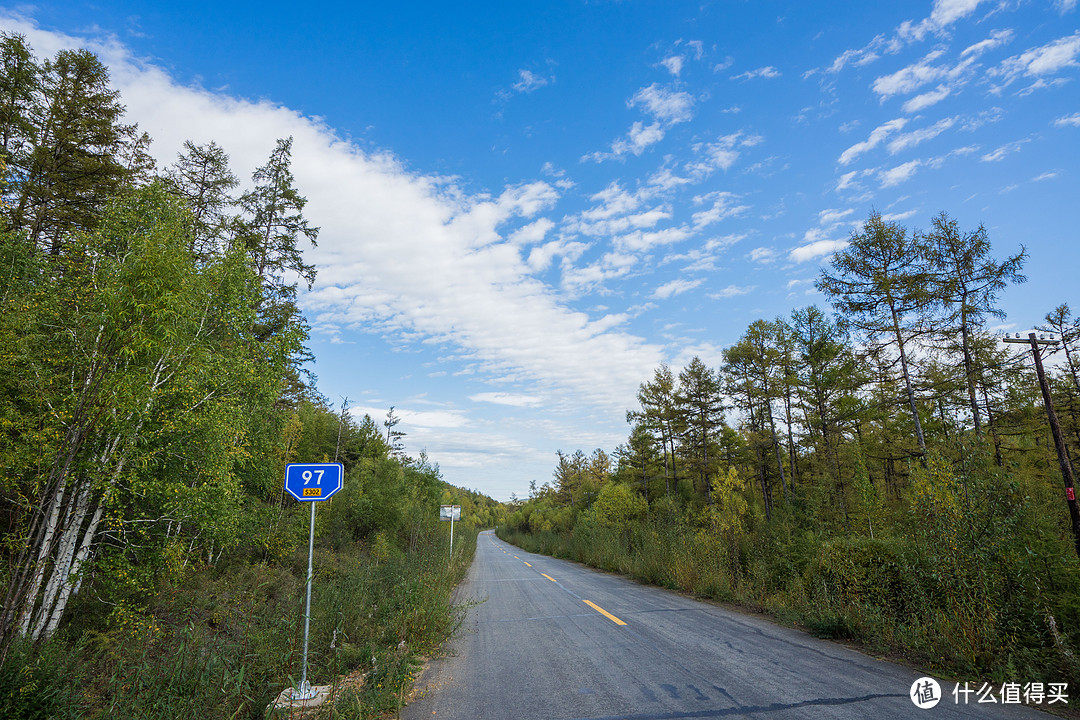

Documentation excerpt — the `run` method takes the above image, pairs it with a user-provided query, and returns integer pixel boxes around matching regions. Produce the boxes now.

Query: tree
[722,321,790,516]
[384,406,406,458]
[0,32,37,169]
[235,137,320,400]
[0,184,291,644]
[790,305,862,518]
[1040,304,1080,396]
[6,46,140,254]
[676,356,725,504]
[925,212,1026,440]
[165,140,239,261]
[237,136,318,295]
[632,365,681,496]
[817,211,933,456]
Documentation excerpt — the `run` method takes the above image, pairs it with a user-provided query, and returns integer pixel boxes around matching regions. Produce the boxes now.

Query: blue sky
[6,1,1079,500]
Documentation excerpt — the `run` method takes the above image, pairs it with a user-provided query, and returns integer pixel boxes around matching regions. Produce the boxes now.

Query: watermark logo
[911,677,942,709]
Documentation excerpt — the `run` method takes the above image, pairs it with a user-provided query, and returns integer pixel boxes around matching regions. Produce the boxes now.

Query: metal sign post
[284,463,344,701]
[439,505,461,565]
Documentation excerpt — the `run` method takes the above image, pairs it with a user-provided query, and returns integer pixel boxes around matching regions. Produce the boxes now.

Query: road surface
[403,530,1055,720]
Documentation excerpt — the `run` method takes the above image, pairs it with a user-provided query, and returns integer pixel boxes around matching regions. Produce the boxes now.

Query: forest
[500,211,1080,688]
[0,33,502,719]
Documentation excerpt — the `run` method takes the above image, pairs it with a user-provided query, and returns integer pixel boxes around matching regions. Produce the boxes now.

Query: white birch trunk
[16,473,68,636]
[30,481,92,641]
[40,498,106,640]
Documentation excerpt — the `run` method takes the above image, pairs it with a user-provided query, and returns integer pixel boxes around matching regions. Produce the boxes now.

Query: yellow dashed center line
[523,561,532,567]
[541,573,556,582]
[583,600,627,626]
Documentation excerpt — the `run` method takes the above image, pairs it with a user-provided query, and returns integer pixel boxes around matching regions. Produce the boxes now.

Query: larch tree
[165,139,239,261]
[676,356,725,504]
[925,211,1026,440]
[817,211,933,457]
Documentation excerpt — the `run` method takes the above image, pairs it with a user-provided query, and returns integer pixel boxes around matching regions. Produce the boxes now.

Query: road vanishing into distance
[404,531,1053,720]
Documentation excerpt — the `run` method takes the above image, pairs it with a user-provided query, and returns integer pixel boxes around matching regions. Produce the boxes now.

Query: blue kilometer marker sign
[284,463,343,502]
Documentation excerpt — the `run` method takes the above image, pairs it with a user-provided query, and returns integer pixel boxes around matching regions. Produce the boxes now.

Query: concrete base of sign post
[265,684,334,718]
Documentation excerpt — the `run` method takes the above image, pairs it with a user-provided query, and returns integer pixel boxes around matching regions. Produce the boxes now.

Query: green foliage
[587,481,647,531]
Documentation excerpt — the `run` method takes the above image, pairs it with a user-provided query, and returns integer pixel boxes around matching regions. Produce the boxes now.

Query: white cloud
[511,69,552,93]
[902,85,952,113]
[882,209,919,221]
[731,66,781,81]
[691,192,750,228]
[686,132,762,176]
[880,160,922,186]
[1058,0,1078,13]
[0,16,670,420]
[981,139,1029,162]
[509,218,555,245]
[614,226,693,253]
[354,405,470,429]
[1055,112,1080,127]
[630,83,695,124]
[961,29,1014,58]
[990,32,1080,90]
[887,117,956,154]
[749,247,779,264]
[652,277,704,299]
[818,208,854,226]
[469,392,544,407]
[661,55,684,76]
[898,0,992,42]
[839,118,908,165]
[789,239,849,263]
[586,83,695,161]
[709,284,755,299]
[872,50,948,98]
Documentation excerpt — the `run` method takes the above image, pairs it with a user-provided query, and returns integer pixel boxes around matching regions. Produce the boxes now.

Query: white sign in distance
[439,505,461,521]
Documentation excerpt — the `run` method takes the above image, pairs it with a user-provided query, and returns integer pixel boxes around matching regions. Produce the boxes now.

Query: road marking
[523,561,532,567]
[513,555,520,559]
[541,573,556,582]
[583,600,627,626]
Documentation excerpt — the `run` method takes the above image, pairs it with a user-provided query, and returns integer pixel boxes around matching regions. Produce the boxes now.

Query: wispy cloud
[749,247,779,264]
[586,83,695,161]
[880,159,922,186]
[687,132,762,176]
[902,85,952,112]
[961,29,1014,58]
[989,32,1080,92]
[839,118,907,165]
[709,284,756,299]
[512,69,552,93]
[887,117,956,154]
[731,66,781,81]
[469,392,544,407]
[790,239,849,263]
[898,0,993,43]
[981,138,1029,162]
[630,83,695,124]
[661,55,684,76]
[1055,112,1080,127]
[652,277,704,299]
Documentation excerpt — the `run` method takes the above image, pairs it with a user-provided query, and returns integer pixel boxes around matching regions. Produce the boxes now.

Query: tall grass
[0,516,477,720]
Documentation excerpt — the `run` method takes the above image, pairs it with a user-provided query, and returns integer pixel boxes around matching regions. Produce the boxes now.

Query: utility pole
[1004,332,1080,558]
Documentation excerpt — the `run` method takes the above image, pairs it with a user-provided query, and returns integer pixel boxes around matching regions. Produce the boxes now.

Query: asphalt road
[403,530,1057,720]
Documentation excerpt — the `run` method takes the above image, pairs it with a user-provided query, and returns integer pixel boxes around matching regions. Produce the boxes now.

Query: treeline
[502,211,1080,685]
[0,33,498,718]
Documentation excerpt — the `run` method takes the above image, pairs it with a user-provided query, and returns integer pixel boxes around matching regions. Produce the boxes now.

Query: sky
[4,0,1079,501]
